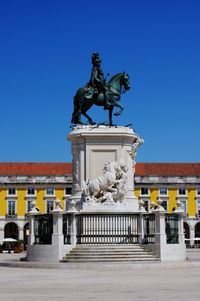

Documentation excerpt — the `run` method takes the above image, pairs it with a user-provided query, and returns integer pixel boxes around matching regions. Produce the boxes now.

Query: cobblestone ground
[0,250,199,301]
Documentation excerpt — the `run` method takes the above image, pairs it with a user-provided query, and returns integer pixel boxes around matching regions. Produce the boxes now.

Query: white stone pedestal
[68,125,143,212]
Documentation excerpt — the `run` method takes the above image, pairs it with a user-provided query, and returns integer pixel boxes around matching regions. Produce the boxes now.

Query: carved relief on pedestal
[129,137,144,161]
[129,136,144,173]
[72,151,80,190]
[82,160,128,204]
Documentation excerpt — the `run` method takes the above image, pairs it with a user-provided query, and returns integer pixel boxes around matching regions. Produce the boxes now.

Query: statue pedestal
[68,125,143,212]
[81,201,137,213]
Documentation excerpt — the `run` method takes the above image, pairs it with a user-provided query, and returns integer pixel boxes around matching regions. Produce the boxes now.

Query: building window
[46,200,54,213]
[197,188,200,196]
[180,201,187,215]
[8,200,16,216]
[178,188,186,195]
[46,187,54,195]
[65,200,69,211]
[197,200,200,217]
[8,188,16,195]
[27,187,35,195]
[65,187,72,195]
[27,200,32,213]
[162,200,168,211]
[159,187,167,195]
[141,188,149,195]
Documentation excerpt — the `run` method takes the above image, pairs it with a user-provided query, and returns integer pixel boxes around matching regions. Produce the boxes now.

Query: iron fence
[34,214,53,244]
[63,214,72,244]
[165,214,179,244]
[143,213,155,244]
[76,214,139,244]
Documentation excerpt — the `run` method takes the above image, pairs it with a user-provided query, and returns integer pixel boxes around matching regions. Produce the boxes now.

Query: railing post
[154,205,166,245]
[152,200,166,259]
[28,201,40,245]
[138,201,146,244]
[189,226,195,248]
[51,199,64,246]
[174,202,185,245]
[67,200,78,245]
[18,227,24,241]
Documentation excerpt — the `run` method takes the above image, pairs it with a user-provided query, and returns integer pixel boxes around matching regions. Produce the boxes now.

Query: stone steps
[61,258,159,263]
[71,251,152,255]
[61,244,159,263]
[62,255,156,259]
[75,244,142,248]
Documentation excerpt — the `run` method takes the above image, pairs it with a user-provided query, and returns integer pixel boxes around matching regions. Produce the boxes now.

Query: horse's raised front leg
[114,100,124,116]
[82,111,96,125]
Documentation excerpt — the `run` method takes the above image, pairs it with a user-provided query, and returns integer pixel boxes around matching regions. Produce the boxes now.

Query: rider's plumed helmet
[91,52,101,66]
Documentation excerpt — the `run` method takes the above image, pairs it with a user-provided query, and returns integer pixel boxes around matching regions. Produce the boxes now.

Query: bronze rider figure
[85,52,111,110]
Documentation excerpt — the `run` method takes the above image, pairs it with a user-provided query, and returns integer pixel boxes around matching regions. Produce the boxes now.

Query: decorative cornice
[0,175,72,185]
[135,175,200,185]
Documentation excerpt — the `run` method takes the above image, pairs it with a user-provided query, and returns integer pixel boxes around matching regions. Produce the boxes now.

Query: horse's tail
[71,93,81,124]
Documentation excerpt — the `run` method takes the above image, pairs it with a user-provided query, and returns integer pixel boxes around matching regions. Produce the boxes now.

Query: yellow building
[0,162,200,247]
[134,163,200,246]
[0,163,72,244]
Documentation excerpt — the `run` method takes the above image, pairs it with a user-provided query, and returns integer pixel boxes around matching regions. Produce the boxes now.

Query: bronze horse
[71,72,131,126]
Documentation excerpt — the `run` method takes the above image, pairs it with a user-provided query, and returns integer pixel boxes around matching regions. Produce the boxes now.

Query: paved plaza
[0,250,199,301]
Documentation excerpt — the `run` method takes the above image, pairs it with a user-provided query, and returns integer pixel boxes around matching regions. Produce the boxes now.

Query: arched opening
[184,222,190,247]
[195,222,200,237]
[194,222,200,247]
[23,223,29,250]
[4,222,19,240]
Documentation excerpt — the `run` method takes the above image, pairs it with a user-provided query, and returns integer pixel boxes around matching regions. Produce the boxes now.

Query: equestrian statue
[71,53,131,126]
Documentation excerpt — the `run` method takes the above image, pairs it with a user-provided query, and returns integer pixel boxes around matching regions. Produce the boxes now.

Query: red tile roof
[135,163,200,176]
[0,163,72,176]
[0,162,200,177]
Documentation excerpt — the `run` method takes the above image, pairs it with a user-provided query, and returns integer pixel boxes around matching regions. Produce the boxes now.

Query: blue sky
[0,0,199,163]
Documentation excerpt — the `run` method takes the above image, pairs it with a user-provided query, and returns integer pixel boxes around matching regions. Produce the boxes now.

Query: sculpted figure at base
[82,160,128,204]
[71,53,131,126]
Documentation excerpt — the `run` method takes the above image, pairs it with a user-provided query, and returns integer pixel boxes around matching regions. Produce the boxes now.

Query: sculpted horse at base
[71,72,131,126]
[82,160,128,203]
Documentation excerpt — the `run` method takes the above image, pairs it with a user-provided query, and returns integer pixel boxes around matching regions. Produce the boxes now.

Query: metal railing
[34,214,53,244]
[165,214,179,244]
[143,213,155,244]
[76,214,139,244]
[63,214,72,244]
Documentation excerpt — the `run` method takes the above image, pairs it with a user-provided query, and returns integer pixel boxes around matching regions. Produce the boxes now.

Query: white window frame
[64,187,72,211]
[45,187,55,197]
[7,199,16,217]
[180,199,187,215]
[158,187,169,211]
[178,188,187,196]
[7,187,17,197]
[26,199,33,213]
[140,187,149,196]
[26,187,36,196]
[64,187,72,196]
[196,199,200,217]
[46,199,54,213]
[176,188,187,216]
[159,187,168,196]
